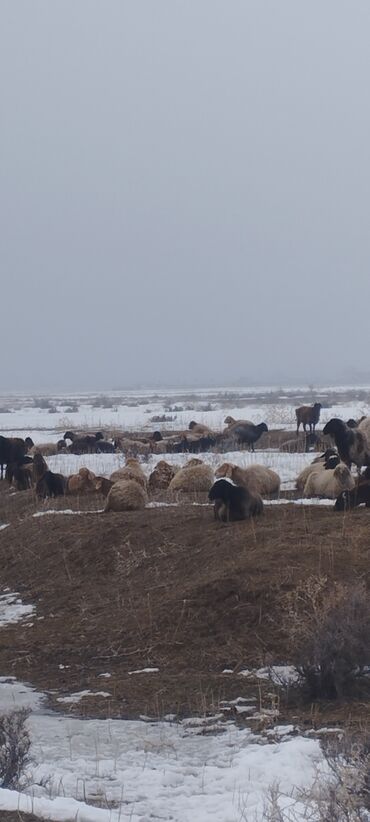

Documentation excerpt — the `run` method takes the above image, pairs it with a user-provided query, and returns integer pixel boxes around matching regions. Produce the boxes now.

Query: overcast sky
[1,1,370,390]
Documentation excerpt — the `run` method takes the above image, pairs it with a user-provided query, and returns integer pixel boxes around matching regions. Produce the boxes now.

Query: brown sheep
[95,477,114,497]
[215,462,280,496]
[148,461,178,492]
[110,458,148,490]
[168,463,214,493]
[188,421,213,435]
[295,403,322,435]
[104,479,148,512]
[303,463,355,499]
[224,416,254,427]
[33,452,48,483]
[114,438,151,457]
[66,467,97,495]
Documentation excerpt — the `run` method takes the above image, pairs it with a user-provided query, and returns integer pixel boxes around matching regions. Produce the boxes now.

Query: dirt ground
[0,476,370,728]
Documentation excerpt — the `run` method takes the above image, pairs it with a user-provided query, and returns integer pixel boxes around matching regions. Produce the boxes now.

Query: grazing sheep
[36,470,66,498]
[209,478,263,521]
[215,463,280,496]
[303,463,355,499]
[110,458,148,490]
[104,479,148,512]
[66,467,97,495]
[334,481,370,511]
[323,418,370,469]
[222,421,268,452]
[148,461,178,492]
[168,463,214,493]
[295,403,322,435]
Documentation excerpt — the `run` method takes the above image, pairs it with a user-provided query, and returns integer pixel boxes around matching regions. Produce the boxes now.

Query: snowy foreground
[0,679,325,822]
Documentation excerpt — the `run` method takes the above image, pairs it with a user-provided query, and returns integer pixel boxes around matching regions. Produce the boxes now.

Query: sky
[1,1,370,390]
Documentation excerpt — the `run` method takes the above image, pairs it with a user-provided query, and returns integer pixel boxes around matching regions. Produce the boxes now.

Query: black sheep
[334,483,370,511]
[223,422,268,452]
[323,418,370,469]
[208,478,263,522]
[36,470,66,498]
[0,436,28,480]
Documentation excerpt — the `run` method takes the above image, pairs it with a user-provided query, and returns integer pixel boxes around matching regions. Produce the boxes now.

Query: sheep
[30,442,59,457]
[94,477,114,497]
[222,421,268,452]
[104,479,148,512]
[323,418,370,470]
[215,462,280,496]
[65,467,97,495]
[295,450,340,492]
[303,462,355,499]
[110,458,148,490]
[209,478,263,521]
[7,459,34,491]
[188,421,213,435]
[224,416,254,427]
[114,437,151,457]
[33,452,48,483]
[36,470,66,498]
[95,439,116,454]
[295,403,322,435]
[334,481,370,511]
[64,431,104,455]
[347,416,366,428]
[0,436,28,480]
[168,463,214,493]
[148,461,178,492]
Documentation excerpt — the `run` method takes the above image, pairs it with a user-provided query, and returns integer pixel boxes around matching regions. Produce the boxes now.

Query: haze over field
[1,1,370,390]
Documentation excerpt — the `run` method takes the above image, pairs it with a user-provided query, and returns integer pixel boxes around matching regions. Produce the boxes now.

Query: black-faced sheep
[209,478,263,521]
[104,479,148,512]
[222,422,268,452]
[148,461,178,492]
[323,419,370,470]
[295,450,340,492]
[168,463,214,493]
[303,463,355,499]
[36,470,66,498]
[215,462,280,496]
[295,403,322,435]
[0,436,28,480]
[334,481,370,511]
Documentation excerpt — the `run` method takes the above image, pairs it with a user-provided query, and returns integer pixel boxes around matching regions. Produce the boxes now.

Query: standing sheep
[295,403,322,435]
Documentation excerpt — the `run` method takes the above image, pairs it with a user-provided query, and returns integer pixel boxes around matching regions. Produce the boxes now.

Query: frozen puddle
[0,590,35,626]
[0,679,324,821]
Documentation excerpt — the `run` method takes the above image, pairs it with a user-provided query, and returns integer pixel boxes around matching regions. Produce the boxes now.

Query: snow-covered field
[0,679,325,822]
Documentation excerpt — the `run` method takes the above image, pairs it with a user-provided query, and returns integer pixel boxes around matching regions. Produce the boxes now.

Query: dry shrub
[0,709,31,788]
[282,577,370,699]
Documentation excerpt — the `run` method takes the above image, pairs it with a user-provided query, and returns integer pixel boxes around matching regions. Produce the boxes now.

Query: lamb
[215,462,280,496]
[295,403,322,435]
[168,463,214,493]
[222,421,268,452]
[65,467,97,495]
[36,470,66,498]
[104,479,148,512]
[148,461,178,492]
[303,463,355,499]
[110,458,148,490]
[209,478,263,521]
[323,418,370,469]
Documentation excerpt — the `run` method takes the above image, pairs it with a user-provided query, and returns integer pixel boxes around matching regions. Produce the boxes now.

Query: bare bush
[282,577,370,699]
[0,709,31,788]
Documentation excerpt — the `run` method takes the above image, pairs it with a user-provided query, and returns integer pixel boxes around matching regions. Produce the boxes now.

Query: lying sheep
[33,452,48,482]
[323,419,370,470]
[168,463,214,493]
[110,458,148,490]
[95,440,115,453]
[66,467,97,495]
[188,421,213,435]
[295,450,340,492]
[209,478,263,521]
[303,463,355,499]
[215,462,280,496]
[334,481,370,511]
[104,479,148,512]
[30,442,60,457]
[36,470,66,498]
[94,477,114,497]
[148,461,178,492]
[114,437,151,457]
[295,403,322,435]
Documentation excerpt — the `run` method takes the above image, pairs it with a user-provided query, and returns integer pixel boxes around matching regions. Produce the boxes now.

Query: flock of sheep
[1,403,370,520]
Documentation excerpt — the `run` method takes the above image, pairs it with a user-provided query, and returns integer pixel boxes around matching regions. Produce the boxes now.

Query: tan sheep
[104,479,148,512]
[115,438,151,457]
[94,477,114,497]
[110,458,148,490]
[303,463,355,499]
[148,461,178,492]
[66,467,97,495]
[224,416,253,427]
[188,421,213,435]
[358,416,370,448]
[168,463,214,493]
[296,462,324,492]
[215,462,280,496]
[29,442,59,456]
